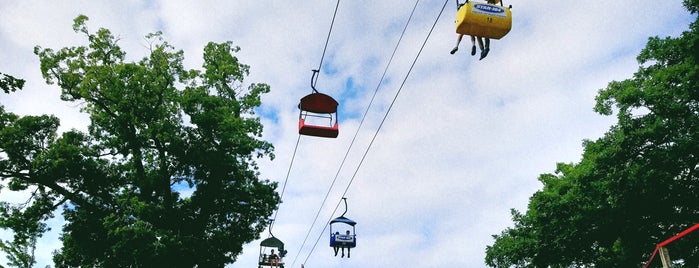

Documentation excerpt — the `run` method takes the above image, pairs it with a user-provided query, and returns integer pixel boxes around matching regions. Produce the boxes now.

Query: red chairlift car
[298,70,339,138]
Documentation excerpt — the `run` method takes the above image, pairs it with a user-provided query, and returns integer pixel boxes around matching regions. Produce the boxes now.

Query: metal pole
[659,247,671,268]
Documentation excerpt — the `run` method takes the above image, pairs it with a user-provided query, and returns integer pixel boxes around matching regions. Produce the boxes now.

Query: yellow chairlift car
[455,0,512,40]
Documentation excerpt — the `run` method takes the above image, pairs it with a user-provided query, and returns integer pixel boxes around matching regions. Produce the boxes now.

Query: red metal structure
[643,223,699,268]
[298,92,339,138]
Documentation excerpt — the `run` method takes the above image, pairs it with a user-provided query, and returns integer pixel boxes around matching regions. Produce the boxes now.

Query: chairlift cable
[269,135,302,232]
[270,0,342,231]
[301,0,450,265]
[311,0,342,92]
[290,0,422,267]
[259,2,343,264]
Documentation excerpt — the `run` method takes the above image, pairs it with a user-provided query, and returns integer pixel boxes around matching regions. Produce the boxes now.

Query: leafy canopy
[485,1,699,267]
[1,15,280,267]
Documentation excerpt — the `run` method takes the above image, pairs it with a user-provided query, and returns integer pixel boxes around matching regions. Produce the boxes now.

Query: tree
[0,72,25,94]
[485,1,699,267]
[0,15,280,267]
[0,71,39,268]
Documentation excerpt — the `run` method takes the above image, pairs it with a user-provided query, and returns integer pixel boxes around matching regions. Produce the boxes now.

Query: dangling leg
[470,35,477,56]
[480,38,490,60]
[347,247,351,258]
[334,246,339,256]
[451,34,463,54]
[476,37,485,51]
[341,247,345,258]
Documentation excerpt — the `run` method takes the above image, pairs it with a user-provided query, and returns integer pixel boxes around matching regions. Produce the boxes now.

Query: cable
[269,0,342,232]
[301,0,450,265]
[311,0,342,92]
[290,1,422,266]
[269,135,301,232]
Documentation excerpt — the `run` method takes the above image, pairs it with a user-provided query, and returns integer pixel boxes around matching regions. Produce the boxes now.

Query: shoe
[479,48,490,60]
[450,46,458,54]
[471,45,476,56]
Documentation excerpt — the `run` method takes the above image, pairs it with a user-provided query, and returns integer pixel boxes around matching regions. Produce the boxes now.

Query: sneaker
[471,45,476,56]
[450,46,458,54]
[479,48,490,60]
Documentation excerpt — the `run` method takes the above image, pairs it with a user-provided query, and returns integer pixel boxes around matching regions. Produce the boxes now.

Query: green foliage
[1,15,279,267]
[0,73,25,94]
[486,2,699,267]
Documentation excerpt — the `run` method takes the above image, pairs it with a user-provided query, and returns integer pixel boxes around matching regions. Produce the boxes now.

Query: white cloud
[0,0,695,267]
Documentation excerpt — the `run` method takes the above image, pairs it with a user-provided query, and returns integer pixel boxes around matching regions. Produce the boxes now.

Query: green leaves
[487,2,699,267]
[0,73,25,94]
[1,15,279,267]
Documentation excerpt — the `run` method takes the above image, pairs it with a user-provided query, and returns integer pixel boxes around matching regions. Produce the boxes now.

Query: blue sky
[0,0,696,267]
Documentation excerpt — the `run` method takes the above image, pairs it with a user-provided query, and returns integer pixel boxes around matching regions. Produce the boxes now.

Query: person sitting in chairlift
[450,0,501,60]
[333,231,341,256]
[341,230,351,258]
[269,249,279,267]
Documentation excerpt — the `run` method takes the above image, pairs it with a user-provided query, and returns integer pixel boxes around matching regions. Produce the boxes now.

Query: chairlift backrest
[299,93,338,113]
[260,236,285,249]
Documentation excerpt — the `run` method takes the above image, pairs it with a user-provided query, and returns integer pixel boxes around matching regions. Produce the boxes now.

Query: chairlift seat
[259,236,286,267]
[330,216,357,248]
[298,92,339,138]
[456,1,512,39]
[299,119,339,138]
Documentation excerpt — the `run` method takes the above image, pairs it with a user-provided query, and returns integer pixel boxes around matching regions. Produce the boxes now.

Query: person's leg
[450,34,463,54]
[480,38,490,60]
[347,248,351,258]
[470,36,477,55]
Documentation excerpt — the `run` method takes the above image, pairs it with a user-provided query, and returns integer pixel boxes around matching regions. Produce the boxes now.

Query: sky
[0,0,696,267]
